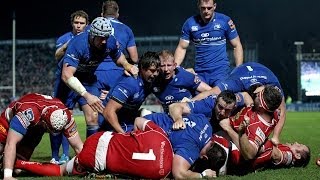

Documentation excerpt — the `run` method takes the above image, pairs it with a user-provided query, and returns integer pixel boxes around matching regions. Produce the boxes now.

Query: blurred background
[1,0,320,111]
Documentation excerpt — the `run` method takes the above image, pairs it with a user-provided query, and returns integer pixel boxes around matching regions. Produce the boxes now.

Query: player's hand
[84,93,105,113]
[201,169,217,178]
[172,119,186,130]
[124,64,139,78]
[181,97,191,103]
[99,90,109,100]
[239,115,250,134]
[219,118,232,131]
[270,137,280,146]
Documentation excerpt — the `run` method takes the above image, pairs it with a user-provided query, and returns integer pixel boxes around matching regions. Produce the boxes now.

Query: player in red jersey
[10,120,173,179]
[0,93,83,179]
[218,85,282,162]
[197,135,310,176]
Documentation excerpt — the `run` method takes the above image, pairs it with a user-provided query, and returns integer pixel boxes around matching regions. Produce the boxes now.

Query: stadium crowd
[0,0,312,179]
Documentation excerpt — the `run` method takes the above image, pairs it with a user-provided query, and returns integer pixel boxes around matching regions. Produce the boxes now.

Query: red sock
[14,159,62,176]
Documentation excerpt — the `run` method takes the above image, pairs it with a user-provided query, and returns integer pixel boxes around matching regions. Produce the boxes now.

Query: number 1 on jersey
[132,149,156,161]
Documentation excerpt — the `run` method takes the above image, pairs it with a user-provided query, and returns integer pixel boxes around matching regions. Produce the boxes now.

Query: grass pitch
[20,112,320,179]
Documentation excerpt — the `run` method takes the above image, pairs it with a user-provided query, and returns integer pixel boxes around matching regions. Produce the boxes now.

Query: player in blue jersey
[55,10,89,61]
[168,90,246,133]
[50,10,89,165]
[135,113,217,178]
[95,0,139,98]
[151,50,212,113]
[54,17,138,139]
[174,0,243,87]
[192,62,286,145]
[101,51,160,133]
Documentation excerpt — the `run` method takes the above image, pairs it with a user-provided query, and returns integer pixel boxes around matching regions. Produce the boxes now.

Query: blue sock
[86,125,99,138]
[50,133,62,160]
[61,135,70,156]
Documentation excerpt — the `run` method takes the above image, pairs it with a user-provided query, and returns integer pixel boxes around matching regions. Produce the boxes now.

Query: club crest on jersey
[191,26,198,31]
[214,23,221,30]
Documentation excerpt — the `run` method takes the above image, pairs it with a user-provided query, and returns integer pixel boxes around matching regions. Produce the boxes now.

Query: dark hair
[206,143,227,172]
[294,145,311,167]
[191,143,227,174]
[217,90,236,105]
[138,51,160,70]
[70,10,89,25]
[263,85,282,112]
[102,0,119,17]
[248,84,262,99]
[197,0,216,6]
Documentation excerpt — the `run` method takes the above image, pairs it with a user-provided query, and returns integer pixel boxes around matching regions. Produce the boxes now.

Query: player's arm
[115,53,138,77]
[55,41,70,61]
[239,92,254,107]
[61,63,104,113]
[172,154,216,179]
[67,133,83,155]
[103,99,125,133]
[238,117,258,160]
[219,118,241,149]
[127,46,139,64]
[191,86,221,101]
[196,81,212,93]
[230,36,243,67]
[168,102,191,130]
[3,129,23,178]
[174,39,189,66]
[134,117,149,131]
[271,97,286,145]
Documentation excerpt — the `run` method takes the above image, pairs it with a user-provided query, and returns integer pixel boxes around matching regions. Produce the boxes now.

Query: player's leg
[59,135,70,164]
[78,84,101,137]
[49,133,62,164]
[14,159,63,176]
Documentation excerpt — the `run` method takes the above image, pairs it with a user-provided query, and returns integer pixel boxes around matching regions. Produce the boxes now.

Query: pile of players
[0,0,311,179]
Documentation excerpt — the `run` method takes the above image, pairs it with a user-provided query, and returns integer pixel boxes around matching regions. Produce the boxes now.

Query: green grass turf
[19,112,320,179]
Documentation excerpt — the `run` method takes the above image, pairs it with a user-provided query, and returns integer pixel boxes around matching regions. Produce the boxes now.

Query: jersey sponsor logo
[228,19,236,29]
[159,141,166,175]
[191,26,198,31]
[255,127,265,142]
[214,23,221,30]
[201,33,210,38]
[199,124,209,141]
[240,75,267,81]
[193,36,222,43]
[165,95,174,101]
[118,88,129,98]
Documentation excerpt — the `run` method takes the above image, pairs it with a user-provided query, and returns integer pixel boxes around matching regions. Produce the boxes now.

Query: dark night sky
[2,0,320,99]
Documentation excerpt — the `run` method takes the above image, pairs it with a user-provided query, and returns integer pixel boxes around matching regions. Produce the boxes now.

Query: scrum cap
[42,106,68,132]
[90,17,113,37]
